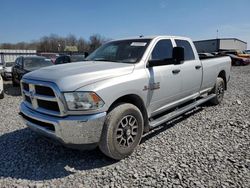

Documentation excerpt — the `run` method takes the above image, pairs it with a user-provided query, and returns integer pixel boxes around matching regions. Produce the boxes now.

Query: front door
[146,39,182,116]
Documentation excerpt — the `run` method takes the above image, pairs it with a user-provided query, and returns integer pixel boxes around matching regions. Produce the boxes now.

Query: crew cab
[19,36,231,159]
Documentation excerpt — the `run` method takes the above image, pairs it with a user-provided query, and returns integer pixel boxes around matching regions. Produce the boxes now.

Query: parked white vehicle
[1,62,14,80]
[0,75,4,99]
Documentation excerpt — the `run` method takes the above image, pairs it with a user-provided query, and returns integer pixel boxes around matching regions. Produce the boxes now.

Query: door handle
[195,65,202,69]
[172,69,181,74]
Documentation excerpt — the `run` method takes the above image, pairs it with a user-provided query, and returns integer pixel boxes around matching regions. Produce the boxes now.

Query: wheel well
[218,70,227,90]
[108,94,149,132]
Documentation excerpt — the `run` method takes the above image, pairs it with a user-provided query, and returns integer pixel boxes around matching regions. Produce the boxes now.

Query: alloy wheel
[116,115,138,148]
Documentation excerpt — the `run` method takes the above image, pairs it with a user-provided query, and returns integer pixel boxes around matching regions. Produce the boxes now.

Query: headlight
[64,92,104,111]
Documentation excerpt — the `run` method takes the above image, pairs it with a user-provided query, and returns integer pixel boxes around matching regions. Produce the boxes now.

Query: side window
[175,40,195,60]
[151,39,173,60]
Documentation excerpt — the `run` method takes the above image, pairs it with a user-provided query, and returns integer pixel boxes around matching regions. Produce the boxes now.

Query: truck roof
[111,35,191,41]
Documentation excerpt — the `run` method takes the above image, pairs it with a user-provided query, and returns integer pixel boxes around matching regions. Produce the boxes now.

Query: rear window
[175,40,195,60]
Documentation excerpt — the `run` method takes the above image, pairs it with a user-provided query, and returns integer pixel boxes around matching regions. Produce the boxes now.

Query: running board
[149,94,216,129]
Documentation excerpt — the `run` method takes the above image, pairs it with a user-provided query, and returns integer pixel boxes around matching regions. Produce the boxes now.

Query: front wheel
[209,77,225,105]
[99,103,144,160]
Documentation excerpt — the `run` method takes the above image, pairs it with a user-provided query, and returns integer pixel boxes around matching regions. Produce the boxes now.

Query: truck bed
[200,56,231,91]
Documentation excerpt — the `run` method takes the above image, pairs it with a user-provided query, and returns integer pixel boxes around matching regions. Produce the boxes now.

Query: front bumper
[20,102,106,148]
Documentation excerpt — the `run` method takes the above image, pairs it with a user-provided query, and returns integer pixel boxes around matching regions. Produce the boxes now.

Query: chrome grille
[21,79,66,117]
[35,85,55,96]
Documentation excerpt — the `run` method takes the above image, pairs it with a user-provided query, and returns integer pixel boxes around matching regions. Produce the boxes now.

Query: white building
[194,38,247,53]
[0,49,37,64]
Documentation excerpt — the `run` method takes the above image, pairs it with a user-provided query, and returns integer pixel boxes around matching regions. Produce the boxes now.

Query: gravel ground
[0,66,249,188]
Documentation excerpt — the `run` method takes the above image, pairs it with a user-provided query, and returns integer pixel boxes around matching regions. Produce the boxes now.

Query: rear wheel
[209,77,225,105]
[99,103,144,160]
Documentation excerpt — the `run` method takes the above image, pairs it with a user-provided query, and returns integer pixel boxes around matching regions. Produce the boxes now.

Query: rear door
[146,39,182,116]
[174,39,202,98]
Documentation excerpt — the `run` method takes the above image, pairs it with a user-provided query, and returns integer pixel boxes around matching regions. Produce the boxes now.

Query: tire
[235,60,241,66]
[0,91,4,99]
[99,103,144,160]
[209,77,225,105]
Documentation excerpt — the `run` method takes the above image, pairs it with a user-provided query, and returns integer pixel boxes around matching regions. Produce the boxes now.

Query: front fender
[76,69,149,113]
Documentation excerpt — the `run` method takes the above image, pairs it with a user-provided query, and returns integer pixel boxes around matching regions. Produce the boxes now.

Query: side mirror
[173,47,184,64]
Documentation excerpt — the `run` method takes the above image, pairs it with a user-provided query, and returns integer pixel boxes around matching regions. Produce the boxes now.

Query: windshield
[85,39,151,63]
[24,57,53,71]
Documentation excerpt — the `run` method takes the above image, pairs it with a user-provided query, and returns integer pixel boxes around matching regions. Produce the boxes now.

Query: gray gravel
[0,66,250,188]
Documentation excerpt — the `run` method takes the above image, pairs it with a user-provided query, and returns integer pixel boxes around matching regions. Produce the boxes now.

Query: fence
[0,49,37,66]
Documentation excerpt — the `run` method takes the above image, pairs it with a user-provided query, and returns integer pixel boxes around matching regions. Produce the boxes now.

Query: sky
[0,0,250,48]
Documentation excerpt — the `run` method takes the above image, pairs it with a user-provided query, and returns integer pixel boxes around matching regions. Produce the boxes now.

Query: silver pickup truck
[20,36,231,159]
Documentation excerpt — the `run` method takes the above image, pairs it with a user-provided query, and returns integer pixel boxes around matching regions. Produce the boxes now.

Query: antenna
[216,29,219,39]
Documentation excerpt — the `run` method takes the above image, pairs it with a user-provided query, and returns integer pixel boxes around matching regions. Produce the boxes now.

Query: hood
[23,61,135,91]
